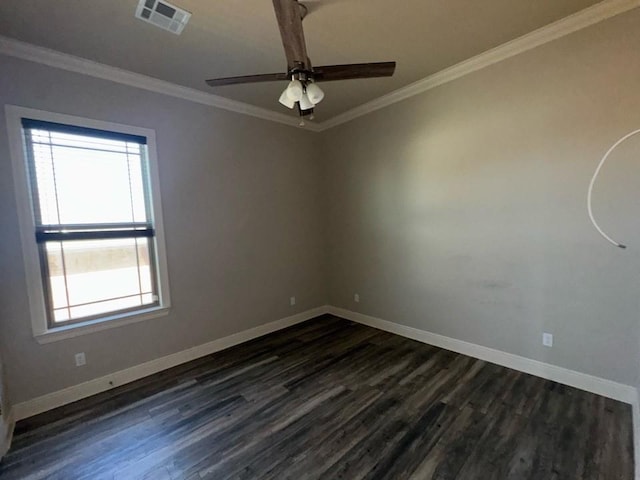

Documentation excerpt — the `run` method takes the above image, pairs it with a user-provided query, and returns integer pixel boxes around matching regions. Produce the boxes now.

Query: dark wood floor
[0,315,633,479]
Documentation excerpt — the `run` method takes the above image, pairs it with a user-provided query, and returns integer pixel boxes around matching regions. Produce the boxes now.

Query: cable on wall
[587,128,640,249]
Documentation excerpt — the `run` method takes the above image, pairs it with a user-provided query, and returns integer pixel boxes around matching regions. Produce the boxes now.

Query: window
[7,107,170,341]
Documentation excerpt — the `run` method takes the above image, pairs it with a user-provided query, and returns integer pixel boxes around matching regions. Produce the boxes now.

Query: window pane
[53,308,70,323]
[46,238,156,323]
[29,130,148,225]
[69,296,146,320]
[137,239,153,292]
[45,242,68,310]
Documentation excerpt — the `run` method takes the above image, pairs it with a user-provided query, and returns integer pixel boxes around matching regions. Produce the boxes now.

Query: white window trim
[6,105,172,344]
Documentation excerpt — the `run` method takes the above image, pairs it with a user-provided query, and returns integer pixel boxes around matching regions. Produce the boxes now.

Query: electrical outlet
[354,293,360,303]
[542,333,553,347]
[290,296,296,306]
[75,352,86,367]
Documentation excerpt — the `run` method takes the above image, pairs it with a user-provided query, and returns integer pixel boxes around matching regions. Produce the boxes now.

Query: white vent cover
[135,0,191,35]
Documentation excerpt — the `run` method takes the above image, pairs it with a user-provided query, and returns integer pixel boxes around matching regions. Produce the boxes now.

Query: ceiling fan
[205,0,396,123]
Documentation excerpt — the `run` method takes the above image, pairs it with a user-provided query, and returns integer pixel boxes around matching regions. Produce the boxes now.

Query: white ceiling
[0,0,602,121]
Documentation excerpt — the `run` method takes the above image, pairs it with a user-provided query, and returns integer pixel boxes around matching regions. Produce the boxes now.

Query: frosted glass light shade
[279,89,296,109]
[299,92,314,110]
[286,80,304,101]
[306,83,325,104]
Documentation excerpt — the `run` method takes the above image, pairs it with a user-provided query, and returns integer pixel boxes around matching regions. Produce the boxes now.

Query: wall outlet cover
[75,352,86,367]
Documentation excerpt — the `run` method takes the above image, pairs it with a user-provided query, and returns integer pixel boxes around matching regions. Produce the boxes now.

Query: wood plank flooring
[0,315,633,479]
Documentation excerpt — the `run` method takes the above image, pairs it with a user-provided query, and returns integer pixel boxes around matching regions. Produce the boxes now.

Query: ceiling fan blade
[272,0,309,70]
[313,62,396,82]
[206,72,289,87]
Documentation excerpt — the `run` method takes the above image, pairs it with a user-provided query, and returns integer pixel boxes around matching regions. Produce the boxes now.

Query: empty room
[0,0,639,478]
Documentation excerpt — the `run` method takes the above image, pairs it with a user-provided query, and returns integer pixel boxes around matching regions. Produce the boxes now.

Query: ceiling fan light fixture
[299,92,314,111]
[285,79,304,101]
[306,82,325,105]
[279,89,296,109]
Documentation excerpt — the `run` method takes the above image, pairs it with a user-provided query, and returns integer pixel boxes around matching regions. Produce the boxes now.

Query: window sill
[34,306,170,344]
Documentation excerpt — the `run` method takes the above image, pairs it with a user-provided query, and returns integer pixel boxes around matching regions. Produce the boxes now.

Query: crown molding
[318,0,640,131]
[0,0,637,133]
[0,36,323,132]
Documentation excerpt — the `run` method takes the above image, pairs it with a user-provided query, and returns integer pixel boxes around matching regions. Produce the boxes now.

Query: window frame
[6,106,171,344]
[23,120,160,327]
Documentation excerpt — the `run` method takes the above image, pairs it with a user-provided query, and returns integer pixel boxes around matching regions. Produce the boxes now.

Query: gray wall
[2,8,640,407]
[322,10,640,386]
[0,55,327,404]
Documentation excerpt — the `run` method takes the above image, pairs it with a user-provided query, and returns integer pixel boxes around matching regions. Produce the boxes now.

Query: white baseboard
[327,306,637,404]
[633,390,640,479]
[12,306,330,421]
[0,408,15,459]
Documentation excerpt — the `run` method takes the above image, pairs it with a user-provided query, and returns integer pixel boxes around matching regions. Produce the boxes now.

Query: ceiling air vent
[135,0,191,35]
